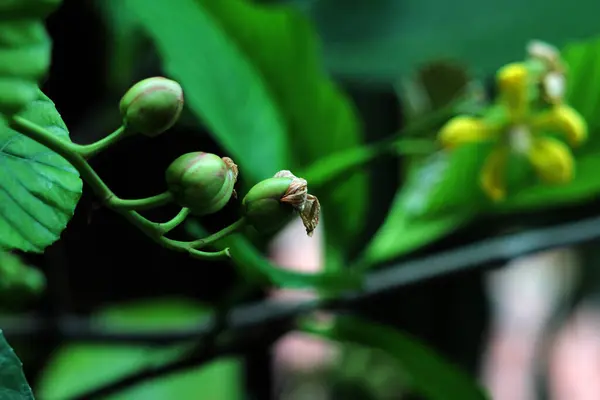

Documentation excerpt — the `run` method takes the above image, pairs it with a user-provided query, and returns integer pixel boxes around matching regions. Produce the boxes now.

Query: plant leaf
[302,315,489,400]
[295,0,600,85]
[185,219,363,291]
[0,91,82,252]
[0,0,61,115]
[37,298,243,400]
[0,250,45,298]
[93,0,148,95]
[228,234,363,291]
[124,0,289,182]
[359,147,481,266]
[126,0,368,261]
[0,329,34,399]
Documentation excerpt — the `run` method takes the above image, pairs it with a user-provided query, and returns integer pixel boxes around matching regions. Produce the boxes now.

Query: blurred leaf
[0,330,34,399]
[185,219,363,291]
[296,0,600,85]
[397,61,472,122]
[0,250,45,300]
[302,315,489,400]
[0,91,82,253]
[360,133,483,266]
[37,298,243,400]
[362,204,471,266]
[126,0,367,261]
[228,233,363,291]
[0,0,60,115]
[94,0,148,94]
[329,343,410,399]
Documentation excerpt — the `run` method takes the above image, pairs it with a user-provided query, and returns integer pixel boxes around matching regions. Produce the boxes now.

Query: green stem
[303,101,455,188]
[123,211,230,260]
[158,208,191,235]
[73,126,129,159]
[107,192,174,211]
[189,217,247,249]
[12,116,114,201]
[10,116,230,260]
[169,217,247,250]
[11,116,173,211]
[303,137,436,187]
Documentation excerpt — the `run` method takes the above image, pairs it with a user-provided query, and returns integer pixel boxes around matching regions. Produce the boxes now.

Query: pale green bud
[120,77,183,136]
[165,152,238,216]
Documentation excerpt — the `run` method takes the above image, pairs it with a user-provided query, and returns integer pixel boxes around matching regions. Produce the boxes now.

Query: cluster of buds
[165,157,320,235]
[120,77,320,236]
[164,154,319,235]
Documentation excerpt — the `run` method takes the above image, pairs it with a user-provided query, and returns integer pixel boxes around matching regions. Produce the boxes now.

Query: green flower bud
[165,152,238,216]
[242,170,320,236]
[120,77,184,136]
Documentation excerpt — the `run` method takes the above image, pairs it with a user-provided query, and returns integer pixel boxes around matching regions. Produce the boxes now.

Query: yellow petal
[527,136,574,184]
[496,63,529,122]
[438,116,495,149]
[479,146,509,202]
[529,104,588,147]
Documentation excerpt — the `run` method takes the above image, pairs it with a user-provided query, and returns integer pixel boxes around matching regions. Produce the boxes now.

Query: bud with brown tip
[242,170,320,236]
[120,77,184,136]
[165,152,238,216]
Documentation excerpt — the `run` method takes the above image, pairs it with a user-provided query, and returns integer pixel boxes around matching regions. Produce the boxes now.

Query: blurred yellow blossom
[438,42,587,201]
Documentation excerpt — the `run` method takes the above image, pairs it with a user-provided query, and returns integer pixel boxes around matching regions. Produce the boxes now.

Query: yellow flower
[439,62,587,201]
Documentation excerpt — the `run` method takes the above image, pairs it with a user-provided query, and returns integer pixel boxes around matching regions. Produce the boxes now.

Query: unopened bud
[242,170,320,236]
[165,152,238,216]
[120,77,184,136]
[527,40,561,67]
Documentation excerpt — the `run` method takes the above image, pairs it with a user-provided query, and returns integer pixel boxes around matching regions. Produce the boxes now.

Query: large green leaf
[293,0,600,84]
[124,0,288,182]
[126,0,368,262]
[0,91,82,252]
[302,315,489,400]
[37,298,243,400]
[0,0,61,115]
[0,330,34,399]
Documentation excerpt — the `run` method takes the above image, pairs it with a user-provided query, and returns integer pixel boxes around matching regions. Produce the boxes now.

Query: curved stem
[74,126,129,159]
[189,247,231,260]
[107,192,173,211]
[10,116,230,260]
[11,116,173,211]
[162,218,247,252]
[188,218,247,249]
[12,116,118,203]
[157,208,191,235]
